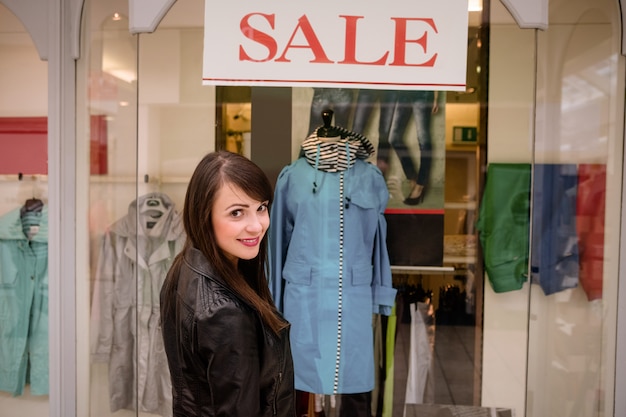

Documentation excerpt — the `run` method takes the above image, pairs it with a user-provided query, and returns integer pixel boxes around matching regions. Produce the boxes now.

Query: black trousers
[296,390,372,417]
[339,392,371,417]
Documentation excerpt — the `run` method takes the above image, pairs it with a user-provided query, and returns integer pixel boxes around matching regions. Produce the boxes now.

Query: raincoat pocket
[350,263,373,286]
[282,261,312,286]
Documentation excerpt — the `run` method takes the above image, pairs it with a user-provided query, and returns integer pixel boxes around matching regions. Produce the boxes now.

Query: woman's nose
[246,215,264,232]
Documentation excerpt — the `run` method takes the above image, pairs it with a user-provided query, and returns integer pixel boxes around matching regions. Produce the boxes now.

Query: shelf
[443,255,476,265]
[391,265,455,275]
[444,201,477,210]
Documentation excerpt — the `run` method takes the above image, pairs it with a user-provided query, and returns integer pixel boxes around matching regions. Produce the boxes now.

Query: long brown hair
[162,151,287,335]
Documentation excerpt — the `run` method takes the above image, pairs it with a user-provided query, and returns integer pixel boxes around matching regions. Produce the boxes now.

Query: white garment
[404,301,435,415]
[90,193,185,417]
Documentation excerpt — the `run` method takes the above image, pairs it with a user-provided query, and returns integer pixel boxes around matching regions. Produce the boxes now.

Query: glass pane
[81,2,142,415]
[79,0,215,416]
[0,3,49,416]
[75,1,624,417]
[526,0,621,416]
[479,3,537,414]
[482,1,623,416]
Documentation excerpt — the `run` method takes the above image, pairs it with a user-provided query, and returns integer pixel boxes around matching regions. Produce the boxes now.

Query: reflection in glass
[0,4,50,415]
[526,3,618,416]
[82,1,217,416]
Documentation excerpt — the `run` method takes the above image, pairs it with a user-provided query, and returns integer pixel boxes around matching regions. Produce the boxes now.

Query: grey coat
[91,193,185,416]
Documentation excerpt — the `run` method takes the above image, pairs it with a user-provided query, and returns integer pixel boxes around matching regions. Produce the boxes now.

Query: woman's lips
[239,237,260,247]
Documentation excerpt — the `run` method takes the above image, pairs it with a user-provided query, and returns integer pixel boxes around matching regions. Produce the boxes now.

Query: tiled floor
[392,311,478,416]
[305,299,480,417]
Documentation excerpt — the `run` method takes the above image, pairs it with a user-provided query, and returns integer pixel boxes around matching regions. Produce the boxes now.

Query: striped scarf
[301,127,374,173]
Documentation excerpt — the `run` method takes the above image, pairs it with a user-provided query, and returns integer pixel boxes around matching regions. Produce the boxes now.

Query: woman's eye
[258,203,269,212]
[230,209,243,218]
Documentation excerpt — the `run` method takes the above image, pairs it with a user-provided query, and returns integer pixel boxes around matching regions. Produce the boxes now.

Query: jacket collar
[111,193,185,269]
[184,247,217,279]
[184,247,238,295]
[0,206,48,243]
[112,192,183,241]
[301,128,374,173]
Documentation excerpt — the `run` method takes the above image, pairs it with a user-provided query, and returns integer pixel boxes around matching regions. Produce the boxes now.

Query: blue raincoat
[269,132,396,395]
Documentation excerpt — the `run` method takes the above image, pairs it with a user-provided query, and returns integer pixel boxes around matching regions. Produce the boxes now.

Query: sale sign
[203,0,469,91]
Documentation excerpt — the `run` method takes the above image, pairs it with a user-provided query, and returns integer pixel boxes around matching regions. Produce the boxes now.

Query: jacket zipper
[273,371,283,415]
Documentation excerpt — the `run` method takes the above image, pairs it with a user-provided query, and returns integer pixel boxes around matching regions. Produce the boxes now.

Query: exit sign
[453,126,477,144]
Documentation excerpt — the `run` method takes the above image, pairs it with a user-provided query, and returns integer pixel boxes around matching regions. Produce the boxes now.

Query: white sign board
[203,0,469,91]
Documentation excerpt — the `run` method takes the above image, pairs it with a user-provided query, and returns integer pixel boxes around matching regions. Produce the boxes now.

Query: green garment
[476,163,531,293]
[0,206,49,396]
[382,304,397,417]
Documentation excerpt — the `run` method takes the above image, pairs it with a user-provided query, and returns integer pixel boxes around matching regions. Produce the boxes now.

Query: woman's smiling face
[211,182,270,264]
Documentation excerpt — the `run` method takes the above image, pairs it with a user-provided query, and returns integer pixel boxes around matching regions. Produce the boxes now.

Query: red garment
[576,164,606,301]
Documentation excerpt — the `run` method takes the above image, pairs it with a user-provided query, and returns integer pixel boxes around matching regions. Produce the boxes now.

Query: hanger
[19,173,44,218]
[21,197,44,239]
[21,198,44,217]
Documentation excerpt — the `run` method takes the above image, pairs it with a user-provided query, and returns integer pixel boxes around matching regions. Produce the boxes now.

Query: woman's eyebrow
[225,203,249,210]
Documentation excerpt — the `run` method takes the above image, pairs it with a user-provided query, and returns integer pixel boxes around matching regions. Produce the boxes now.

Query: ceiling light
[468,0,482,12]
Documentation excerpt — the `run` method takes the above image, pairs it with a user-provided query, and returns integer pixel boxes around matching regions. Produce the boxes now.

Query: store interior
[1,0,622,416]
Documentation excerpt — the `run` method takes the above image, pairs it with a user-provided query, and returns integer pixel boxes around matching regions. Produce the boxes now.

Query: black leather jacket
[160,247,296,417]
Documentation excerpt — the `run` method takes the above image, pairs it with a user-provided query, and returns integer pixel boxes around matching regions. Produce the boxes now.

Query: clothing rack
[393,274,427,288]
[88,174,189,184]
[0,174,48,214]
[0,174,190,184]
[0,174,48,183]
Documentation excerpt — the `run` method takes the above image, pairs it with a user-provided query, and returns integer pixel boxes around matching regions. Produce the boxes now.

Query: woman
[160,151,296,417]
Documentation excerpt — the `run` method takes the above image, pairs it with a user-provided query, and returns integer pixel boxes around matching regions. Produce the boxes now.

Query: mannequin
[316,109,342,139]
[269,118,396,417]
[308,88,355,137]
